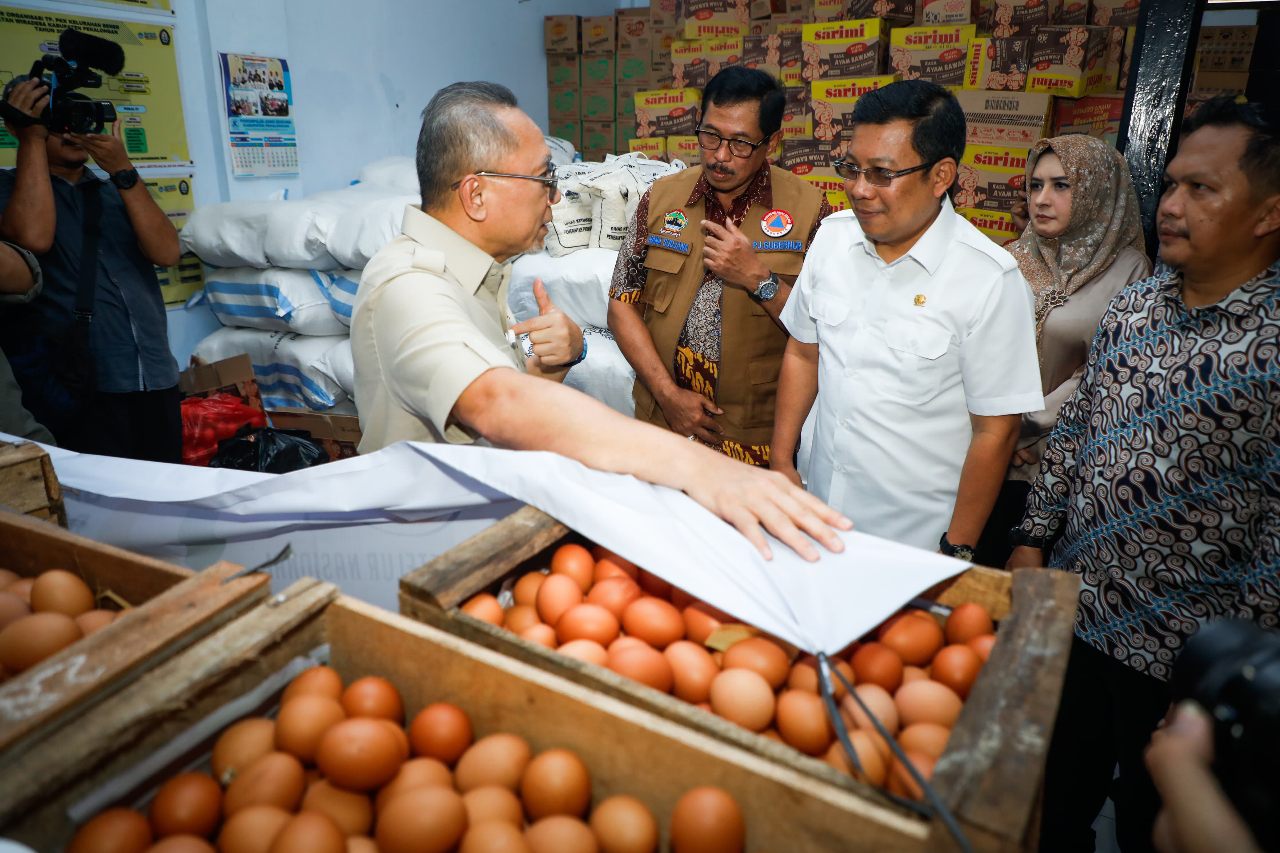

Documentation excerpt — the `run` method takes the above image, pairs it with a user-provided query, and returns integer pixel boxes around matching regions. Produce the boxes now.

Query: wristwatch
[110,168,140,190]
[939,532,977,563]
[750,272,779,302]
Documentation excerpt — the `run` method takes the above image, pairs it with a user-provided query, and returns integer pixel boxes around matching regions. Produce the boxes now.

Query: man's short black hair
[851,80,966,167]
[1182,96,1280,197]
[701,66,785,138]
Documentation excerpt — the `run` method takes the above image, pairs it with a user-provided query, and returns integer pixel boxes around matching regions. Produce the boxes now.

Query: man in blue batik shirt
[1010,97,1280,853]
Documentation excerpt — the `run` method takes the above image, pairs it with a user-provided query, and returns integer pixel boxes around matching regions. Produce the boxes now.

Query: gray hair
[417,81,520,211]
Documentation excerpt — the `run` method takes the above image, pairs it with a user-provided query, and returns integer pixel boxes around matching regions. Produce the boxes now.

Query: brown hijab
[1008,135,1146,344]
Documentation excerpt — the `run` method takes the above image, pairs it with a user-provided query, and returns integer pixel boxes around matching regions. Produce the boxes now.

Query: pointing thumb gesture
[511,278,583,370]
[533,279,556,316]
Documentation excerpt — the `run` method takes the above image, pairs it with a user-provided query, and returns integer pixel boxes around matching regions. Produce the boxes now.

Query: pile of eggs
[460,543,998,799]
[69,664,749,853]
[0,568,121,680]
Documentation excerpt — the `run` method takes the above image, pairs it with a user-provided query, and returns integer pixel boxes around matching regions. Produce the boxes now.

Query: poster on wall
[0,5,189,168]
[144,173,204,304]
[219,52,298,178]
[91,1,174,11]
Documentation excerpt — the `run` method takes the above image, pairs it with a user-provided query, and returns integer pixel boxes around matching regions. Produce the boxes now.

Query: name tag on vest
[646,234,691,254]
[752,239,803,252]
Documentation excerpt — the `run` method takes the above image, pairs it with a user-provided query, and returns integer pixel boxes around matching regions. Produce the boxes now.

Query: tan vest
[635,164,824,448]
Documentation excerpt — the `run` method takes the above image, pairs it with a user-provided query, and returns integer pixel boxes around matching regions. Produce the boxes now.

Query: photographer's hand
[0,79,53,252]
[2,78,49,140]
[69,119,132,175]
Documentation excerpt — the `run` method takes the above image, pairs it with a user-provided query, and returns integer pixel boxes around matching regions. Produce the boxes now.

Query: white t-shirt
[780,198,1043,551]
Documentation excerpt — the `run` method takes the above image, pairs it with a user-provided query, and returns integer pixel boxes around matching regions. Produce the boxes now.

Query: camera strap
[75,179,103,327]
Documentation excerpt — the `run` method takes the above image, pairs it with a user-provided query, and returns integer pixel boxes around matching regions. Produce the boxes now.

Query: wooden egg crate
[0,440,65,526]
[398,505,1081,850]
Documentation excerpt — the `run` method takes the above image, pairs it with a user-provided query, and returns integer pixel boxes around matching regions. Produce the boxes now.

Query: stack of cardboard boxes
[1188,25,1256,105]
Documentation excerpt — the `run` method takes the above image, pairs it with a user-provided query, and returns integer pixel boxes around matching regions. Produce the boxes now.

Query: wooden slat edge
[927,566,1014,621]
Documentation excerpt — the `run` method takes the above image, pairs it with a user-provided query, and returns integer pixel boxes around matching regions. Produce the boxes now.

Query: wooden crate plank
[930,565,1016,620]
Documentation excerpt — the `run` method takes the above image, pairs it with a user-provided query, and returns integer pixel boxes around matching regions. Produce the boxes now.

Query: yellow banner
[87,0,173,10]
[144,173,203,304]
[0,5,188,166]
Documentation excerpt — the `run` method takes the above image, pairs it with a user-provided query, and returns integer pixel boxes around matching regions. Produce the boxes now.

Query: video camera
[1169,619,1280,850]
[1,28,124,134]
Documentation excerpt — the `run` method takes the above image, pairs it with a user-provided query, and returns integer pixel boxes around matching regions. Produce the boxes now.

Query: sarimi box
[634,88,702,138]
[670,39,710,88]
[845,0,915,24]
[958,206,1020,244]
[703,36,745,79]
[974,0,1059,38]
[544,15,580,54]
[1056,0,1089,24]
[1053,93,1124,147]
[779,138,844,176]
[956,144,1031,213]
[810,75,900,145]
[955,89,1053,147]
[744,30,803,83]
[1090,0,1140,28]
[666,135,702,168]
[916,0,972,25]
[963,36,1031,90]
[801,18,887,81]
[889,24,976,86]
[629,136,668,160]
[780,85,813,141]
[681,0,750,40]
[1027,25,1115,97]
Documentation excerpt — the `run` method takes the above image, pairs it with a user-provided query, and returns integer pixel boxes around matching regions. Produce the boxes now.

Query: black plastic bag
[209,425,329,473]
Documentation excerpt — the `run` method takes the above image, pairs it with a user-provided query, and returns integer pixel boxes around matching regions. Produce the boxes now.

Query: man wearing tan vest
[609,67,830,467]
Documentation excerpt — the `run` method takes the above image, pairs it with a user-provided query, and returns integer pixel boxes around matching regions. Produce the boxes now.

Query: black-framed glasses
[696,127,768,159]
[452,165,559,197]
[831,158,937,187]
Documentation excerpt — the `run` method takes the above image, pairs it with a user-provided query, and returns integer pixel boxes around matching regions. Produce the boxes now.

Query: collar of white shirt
[401,205,507,296]
[849,195,958,276]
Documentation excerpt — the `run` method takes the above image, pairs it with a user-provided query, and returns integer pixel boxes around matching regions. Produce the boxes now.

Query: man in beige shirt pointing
[351,81,849,561]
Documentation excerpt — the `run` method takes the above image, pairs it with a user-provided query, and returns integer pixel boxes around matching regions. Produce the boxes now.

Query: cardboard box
[811,75,900,145]
[889,24,976,85]
[581,85,617,122]
[1118,24,1135,91]
[543,15,579,54]
[180,352,264,414]
[649,0,682,28]
[1195,25,1257,74]
[0,441,64,526]
[617,7,653,54]
[975,0,1058,38]
[546,54,580,88]
[955,88,1053,146]
[616,51,651,86]
[812,0,847,21]
[629,136,668,160]
[826,187,851,211]
[635,88,702,138]
[666,135,703,168]
[548,85,580,122]
[549,117,581,148]
[743,32,783,80]
[581,121,618,161]
[681,0,751,40]
[917,0,971,25]
[648,58,674,89]
[845,0,915,24]
[779,138,844,177]
[784,0,814,17]
[801,18,887,81]
[1190,70,1250,98]
[956,143,1031,213]
[1027,25,1115,97]
[704,35,745,78]
[963,35,1031,90]
[959,206,1020,243]
[617,83,644,125]
[1103,25,1127,95]
[1053,93,1124,146]
[266,409,362,463]
[780,85,813,141]
[670,39,711,89]
[581,55,616,88]
[1090,0,1139,28]
[582,14,616,54]
[1055,0,1090,25]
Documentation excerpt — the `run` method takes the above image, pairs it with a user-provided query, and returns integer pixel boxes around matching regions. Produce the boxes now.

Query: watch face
[755,278,778,301]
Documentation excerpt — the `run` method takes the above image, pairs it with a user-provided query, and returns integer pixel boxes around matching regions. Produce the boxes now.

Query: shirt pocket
[810,292,850,328]
[745,358,781,427]
[883,319,952,403]
[642,248,687,314]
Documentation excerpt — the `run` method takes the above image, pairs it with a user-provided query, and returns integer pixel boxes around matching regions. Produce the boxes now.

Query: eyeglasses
[696,127,768,159]
[831,159,937,187]
[452,165,559,197]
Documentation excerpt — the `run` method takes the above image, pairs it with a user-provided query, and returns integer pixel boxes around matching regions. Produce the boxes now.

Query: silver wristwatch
[750,273,779,302]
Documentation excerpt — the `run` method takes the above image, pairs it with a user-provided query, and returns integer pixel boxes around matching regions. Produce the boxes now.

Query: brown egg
[375,786,468,853]
[850,642,904,694]
[5,577,33,602]
[513,572,546,608]
[316,718,404,791]
[930,644,983,698]
[149,771,221,839]
[607,636,647,655]
[902,665,930,684]
[968,633,997,661]
[823,731,887,787]
[68,807,152,853]
[558,639,609,667]
[455,733,533,792]
[635,570,671,600]
[880,613,945,667]
[585,577,643,621]
[593,554,638,583]
[621,597,684,649]
[897,722,951,759]
[681,603,725,645]
[774,690,833,756]
[589,794,659,853]
[504,604,541,634]
[551,544,596,593]
[375,757,453,813]
[887,751,936,800]
[520,748,591,820]
[224,752,306,815]
[839,684,900,736]
[556,603,620,647]
[758,727,782,742]
[459,821,532,853]
[0,611,82,673]
[708,668,775,732]
[268,812,345,853]
[526,816,599,853]
[945,603,994,645]
[381,719,411,761]
[462,786,525,827]
[536,574,583,627]
[0,591,31,631]
[346,838,378,853]
[30,569,95,616]
[519,623,558,649]
[147,836,215,852]
[460,594,504,627]
[340,675,403,723]
[721,637,789,689]
[76,609,117,635]
[302,779,373,836]
[216,805,291,853]
[212,718,276,785]
[787,655,853,699]
[669,787,744,853]
[663,640,720,703]
[275,695,346,763]
[282,666,343,704]
[607,643,674,693]
[408,701,473,765]
[591,546,637,578]
[895,680,964,728]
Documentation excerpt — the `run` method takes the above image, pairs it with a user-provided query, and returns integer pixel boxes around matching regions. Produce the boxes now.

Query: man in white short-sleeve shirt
[773,81,1043,556]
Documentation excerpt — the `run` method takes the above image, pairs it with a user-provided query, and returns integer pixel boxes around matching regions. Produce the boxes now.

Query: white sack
[181,201,275,268]
[193,326,348,411]
[262,201,343,270]
[546,135,577,166]
[510,248,619,330]
[203,267,349,336]
[327,194,417,269]
[313,336,355,399]
[356,156,419,194]
[564,325,635,416]
[313,269,361,327]
[545,162,598,257]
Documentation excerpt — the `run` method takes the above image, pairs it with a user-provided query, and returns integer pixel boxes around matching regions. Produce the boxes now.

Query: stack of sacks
[546,152,684,256]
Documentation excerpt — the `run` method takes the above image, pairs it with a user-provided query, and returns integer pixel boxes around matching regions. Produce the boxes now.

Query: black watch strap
[939,532,976,563]
[110,168,139,190]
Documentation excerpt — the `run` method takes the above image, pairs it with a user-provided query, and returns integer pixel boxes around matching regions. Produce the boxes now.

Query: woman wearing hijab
[977,135,1152,567]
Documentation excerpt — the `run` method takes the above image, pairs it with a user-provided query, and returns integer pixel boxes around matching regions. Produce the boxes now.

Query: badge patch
[761,209,794,238]
[647,234,691,254]
[661,209,689,236]
[752,240,803,252]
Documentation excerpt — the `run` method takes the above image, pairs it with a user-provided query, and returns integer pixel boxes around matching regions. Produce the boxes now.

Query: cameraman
[0,78,183,462]
[0,239,54,444]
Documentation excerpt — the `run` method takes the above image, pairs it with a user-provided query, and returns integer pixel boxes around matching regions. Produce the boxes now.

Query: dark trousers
[976,479,1031,567]
[53,386,183,464]
[1039,636,1172,853]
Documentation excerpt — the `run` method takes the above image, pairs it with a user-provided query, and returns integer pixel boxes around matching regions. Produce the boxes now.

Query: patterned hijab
[1008,135,1145,345]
